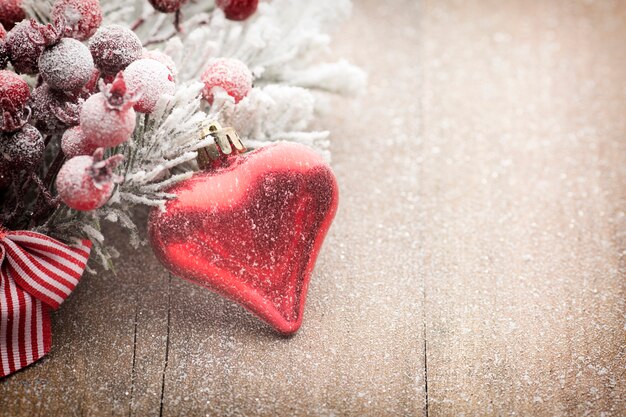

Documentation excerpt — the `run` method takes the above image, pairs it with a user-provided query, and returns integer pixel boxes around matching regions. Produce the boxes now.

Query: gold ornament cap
[197,121,246,169]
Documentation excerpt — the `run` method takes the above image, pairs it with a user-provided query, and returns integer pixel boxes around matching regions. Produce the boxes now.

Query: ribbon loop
[0,230,91,378]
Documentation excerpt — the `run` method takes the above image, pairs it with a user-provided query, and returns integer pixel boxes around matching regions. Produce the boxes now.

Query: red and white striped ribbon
[0,230,91,378]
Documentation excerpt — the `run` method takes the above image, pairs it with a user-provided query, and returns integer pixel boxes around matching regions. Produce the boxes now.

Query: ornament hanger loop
[198,121,246,169]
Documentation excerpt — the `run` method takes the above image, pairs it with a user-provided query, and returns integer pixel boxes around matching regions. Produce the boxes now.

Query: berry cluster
[0,0,257,226]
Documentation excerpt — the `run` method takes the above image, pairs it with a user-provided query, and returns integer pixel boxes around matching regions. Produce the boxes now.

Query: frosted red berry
[0,24,7,70]
[5,19,66,74]
[201,57,253,104]
[143,49,177,80]
[55,148,124,211]
[31,83,82,134]
[148,0,187,13]
[89,24,142,75]
[0,0,25,31]
[61,125,98,158]
[216,0,258,21]
[80,74,136,148]
[124,58,176,114]
[0,125,44,175]
[0,70,29,112]
[51,0,103,41]
[5,20,45,74]
[0,43,7,71]
[0,70,30,132]
[39,38,95,92]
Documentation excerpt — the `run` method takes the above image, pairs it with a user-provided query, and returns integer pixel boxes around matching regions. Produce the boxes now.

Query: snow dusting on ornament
[61,125,97,158]
[0,124,44,174]
[39,38,95,92]
[51,0,102,41]
[80,75,136,148]
[56,148,123,211]
[89,24,142,75]
[148,0,188,14]
[0,70,30,132]
[216,0,259,21]
[0,0,25,31]
[201,57,253,104]
[124,58,175,114]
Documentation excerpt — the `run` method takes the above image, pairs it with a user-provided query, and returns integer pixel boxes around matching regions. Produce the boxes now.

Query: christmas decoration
[0,0,364,377]
[0,0,25,30]
[0,24,8,69]
[0,124,44,174]
[55,149,124,211]
[148,0,187,14]
[123,58,176,113]
[149,123,338,334]
[79,74,136,147]
[201,57,252,104]
[39,37,95,92]
[0,69,30,132]
[0,229,91,377]
[50,0,103,41]
[5,19,48,74]
[30,82,81,134]
[216,0,259,21]
[89,24,141,75]
[61,126,97,158]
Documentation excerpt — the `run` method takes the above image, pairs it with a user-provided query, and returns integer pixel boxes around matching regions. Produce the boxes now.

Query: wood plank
[159,1,426,415]
[0,212,171,416]
[420,0,626,414]
[1,1,427,416]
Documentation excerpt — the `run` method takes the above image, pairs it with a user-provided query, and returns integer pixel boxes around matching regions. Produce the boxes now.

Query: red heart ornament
[148,142,339,334]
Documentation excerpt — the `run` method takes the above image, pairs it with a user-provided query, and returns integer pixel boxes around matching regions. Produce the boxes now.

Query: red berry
[0,70,30,132]
[0,43,7,70]
[0,0,25,31]
[0,24,7,70]
[55,148,124,211]
[89,24,142,76]
[80,74,136,148]
[51,0,102,41]
[0,69,29,110]
[124,58,175,114]
[0,125,44,175]
[5,20,45,74]
[148,0,187,13]
[216,0,258,21]
[61,125,97,158]
[5,19,66,74]
[31,83,82,134]
[39,38,95,92]
[201,57,252,104]
[143,49,177,80]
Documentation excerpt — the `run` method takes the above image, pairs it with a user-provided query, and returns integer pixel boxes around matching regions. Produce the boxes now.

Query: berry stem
[174,10,182,32]
[130,17,145,31]
[44,150,66,190]
[144,31,177,47]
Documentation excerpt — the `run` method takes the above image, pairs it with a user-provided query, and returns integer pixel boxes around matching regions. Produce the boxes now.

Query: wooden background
[1,0,625,415]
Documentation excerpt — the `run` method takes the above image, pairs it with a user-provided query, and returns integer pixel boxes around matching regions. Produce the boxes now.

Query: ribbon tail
[0,267,51,378]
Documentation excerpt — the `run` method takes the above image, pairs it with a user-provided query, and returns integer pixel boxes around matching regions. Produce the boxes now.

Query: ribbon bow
[0,230,91,378]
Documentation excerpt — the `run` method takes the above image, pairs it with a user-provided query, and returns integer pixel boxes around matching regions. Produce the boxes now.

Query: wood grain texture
[1,0,625,415]
[420,0,625,415]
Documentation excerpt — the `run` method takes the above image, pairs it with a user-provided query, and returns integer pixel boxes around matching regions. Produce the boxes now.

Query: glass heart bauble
[148,142,339,334]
